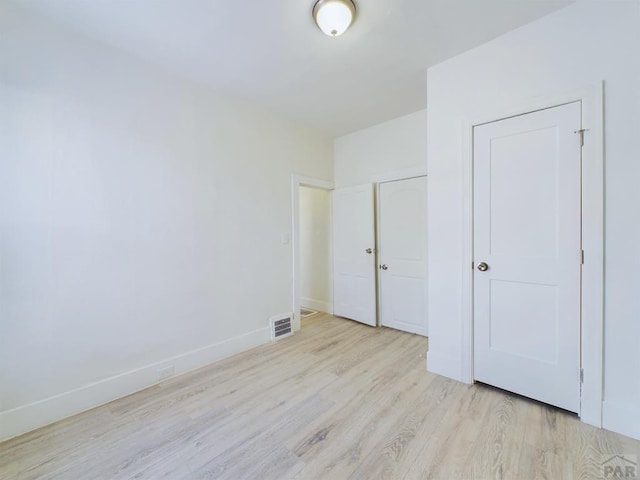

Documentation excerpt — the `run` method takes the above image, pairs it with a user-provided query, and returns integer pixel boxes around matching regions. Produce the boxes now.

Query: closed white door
[332,184,376,326]
[378,176,428,336]
[473,102,582,413]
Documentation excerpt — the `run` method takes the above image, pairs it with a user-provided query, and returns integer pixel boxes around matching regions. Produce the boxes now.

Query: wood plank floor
[2,313,639,479]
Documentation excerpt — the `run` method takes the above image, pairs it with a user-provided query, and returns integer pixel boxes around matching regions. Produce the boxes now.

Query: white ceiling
[20,0,573,136]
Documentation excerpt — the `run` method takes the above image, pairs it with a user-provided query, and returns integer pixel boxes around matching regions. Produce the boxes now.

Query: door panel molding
[460,82,604,426]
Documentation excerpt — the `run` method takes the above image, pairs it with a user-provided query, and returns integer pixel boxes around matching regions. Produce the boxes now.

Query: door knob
[365,248,373,254]
[379,264,388,270]
[477,262,489,272]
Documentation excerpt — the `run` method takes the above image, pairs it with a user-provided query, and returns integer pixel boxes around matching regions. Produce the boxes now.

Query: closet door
[378,176,428,336]
[332,184,377,326]
[473,102,581,412]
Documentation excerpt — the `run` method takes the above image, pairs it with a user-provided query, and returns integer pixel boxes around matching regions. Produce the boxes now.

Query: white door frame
[460,82,604,427]
[372,166,428,185]
[291,175,334,332]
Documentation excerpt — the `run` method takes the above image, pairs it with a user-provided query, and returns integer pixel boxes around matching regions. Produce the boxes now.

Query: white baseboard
[301,297,332,314]
[603,400,640,440]
[0,327,271,443]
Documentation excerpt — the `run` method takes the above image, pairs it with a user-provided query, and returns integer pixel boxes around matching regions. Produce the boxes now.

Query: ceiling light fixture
[312,0,356,37]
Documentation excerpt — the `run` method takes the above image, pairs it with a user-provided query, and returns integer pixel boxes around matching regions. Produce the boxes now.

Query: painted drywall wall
[426,1,640,439]
[334,110,427,187]
[0,4,333,441]
[299,187,331,313]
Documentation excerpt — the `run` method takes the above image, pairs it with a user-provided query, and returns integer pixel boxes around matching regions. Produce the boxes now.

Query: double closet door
[332,176,428,336]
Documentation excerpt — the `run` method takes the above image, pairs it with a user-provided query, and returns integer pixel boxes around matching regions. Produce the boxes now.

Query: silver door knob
[477,262,489,272]
[365,248,373,254]
[379,264,388,270]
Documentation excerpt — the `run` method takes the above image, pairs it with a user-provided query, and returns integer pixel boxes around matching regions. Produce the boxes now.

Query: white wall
[0,4,333,441]
[426,1,640,439]
[334,110,427,187]
[299,187,331,313]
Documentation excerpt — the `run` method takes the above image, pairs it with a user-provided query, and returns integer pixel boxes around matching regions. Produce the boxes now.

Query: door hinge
[580,368,584,383]
[574,129,588,147]
[581,249,585,265]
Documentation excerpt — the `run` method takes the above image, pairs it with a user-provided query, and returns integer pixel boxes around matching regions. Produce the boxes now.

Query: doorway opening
[291,175,334,331]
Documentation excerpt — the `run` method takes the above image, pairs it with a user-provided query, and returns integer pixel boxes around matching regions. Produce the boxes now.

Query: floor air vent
[270,314,293,341]
[300,308,318,318]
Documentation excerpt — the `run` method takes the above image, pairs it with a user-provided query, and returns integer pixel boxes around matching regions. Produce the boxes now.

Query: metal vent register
[270,314,293,340]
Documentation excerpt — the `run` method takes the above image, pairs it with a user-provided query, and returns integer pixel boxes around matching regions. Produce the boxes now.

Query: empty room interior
[1,0,640,478]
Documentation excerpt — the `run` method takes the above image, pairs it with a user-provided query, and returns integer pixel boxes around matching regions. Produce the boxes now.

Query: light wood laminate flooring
[1,313,639,479]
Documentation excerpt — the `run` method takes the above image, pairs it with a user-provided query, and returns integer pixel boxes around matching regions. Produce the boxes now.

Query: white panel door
[473,102,582,413]
[378,176,428,336]
[332,184,377,326]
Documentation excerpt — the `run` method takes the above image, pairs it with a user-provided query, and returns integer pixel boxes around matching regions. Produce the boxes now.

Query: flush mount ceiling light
[313,0,356,37]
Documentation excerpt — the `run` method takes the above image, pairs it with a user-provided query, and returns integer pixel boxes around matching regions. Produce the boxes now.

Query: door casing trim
[460,82,604,427]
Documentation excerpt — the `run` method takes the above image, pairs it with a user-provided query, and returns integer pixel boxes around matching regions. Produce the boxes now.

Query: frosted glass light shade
[313,0,356,37]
